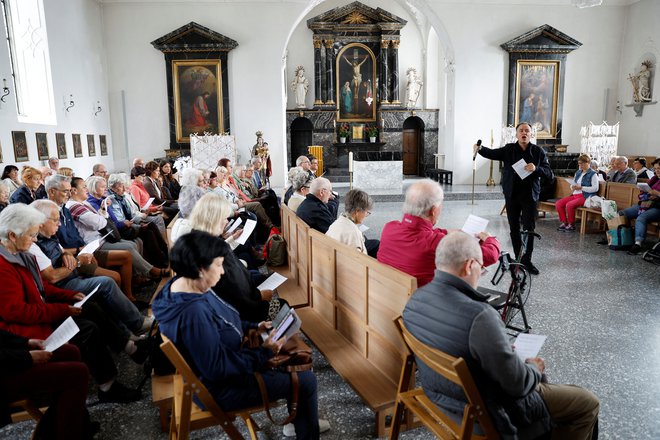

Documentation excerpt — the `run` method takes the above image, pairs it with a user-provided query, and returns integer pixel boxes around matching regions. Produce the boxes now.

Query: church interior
[1,0,659,439]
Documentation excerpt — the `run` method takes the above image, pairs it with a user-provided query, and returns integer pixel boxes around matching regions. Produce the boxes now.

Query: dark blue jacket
[152,278,271,404]
[478,142,553,202]
[296,194,336,233]
[403,270,552,439]
[35,234,78,285]
[56,206,86,249]
[9,185,38,205]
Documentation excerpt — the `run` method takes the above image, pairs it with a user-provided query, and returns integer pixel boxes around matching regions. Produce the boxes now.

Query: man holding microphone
[474,122,552,275]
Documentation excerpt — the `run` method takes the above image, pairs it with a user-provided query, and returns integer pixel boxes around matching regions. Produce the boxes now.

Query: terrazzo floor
[3,198,659,439]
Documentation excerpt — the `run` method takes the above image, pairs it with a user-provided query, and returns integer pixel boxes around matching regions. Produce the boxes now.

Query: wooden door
[403,129,419,175]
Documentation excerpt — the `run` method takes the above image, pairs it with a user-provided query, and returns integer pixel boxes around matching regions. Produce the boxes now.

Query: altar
[353,151,403,191]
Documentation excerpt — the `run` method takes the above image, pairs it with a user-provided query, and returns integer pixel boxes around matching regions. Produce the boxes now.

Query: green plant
[365,124,379,137]
[338,123,350,138]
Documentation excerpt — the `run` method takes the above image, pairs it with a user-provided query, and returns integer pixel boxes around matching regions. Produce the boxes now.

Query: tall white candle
[349,152,353,172]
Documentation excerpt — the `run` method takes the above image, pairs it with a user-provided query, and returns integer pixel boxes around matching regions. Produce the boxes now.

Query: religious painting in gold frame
[336,43,376,122]
[514,60,560,139]
[172,60,224,143]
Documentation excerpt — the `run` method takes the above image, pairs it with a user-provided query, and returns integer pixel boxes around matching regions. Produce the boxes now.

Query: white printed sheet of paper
[226,218,243,234]
[513,333,547,361]
[358,224,369,233]
[638,183,652,193]
[78,232,111,256]
[236,219,257,245]
[141,197,155,211]
[564,178,577,187]
[257,272,287,291]
[73,284,101,308]
[461,214,489,237]
[512,159,532,180]
[43,317,80,352]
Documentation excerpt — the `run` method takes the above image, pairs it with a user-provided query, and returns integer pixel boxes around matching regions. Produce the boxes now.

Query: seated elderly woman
[9,166,44,205]
[556,154,600,232]
[622,158,660,254]
[187,193,283,320]
[590,160,607,181]
[152,230,322,439]
[287,167,312,213]
[66,176,168,285]
[101,175,169,268]
[170,184,207,243]
[0,204,142,403]
[326,189,380,257]
[0,329,93,440]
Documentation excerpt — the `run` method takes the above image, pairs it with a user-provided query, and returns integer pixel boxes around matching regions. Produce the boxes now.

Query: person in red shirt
[377,179,500,287]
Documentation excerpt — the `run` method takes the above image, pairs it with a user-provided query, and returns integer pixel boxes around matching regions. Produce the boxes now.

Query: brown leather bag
[247,332,313,425]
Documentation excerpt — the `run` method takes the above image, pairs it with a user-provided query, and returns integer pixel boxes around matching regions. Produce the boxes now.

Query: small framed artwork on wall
[72,134,83,158]
[56,133,68,159]
[12,131,29,162]
[87,134,96,156]
[36,133,49,161]
[99,135,108,156]
[0,140,3,163]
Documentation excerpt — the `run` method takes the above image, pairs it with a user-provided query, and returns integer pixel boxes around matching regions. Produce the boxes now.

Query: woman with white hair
[170,185,208,243]
[590,160,607,181]
[287,168,313,213]
[179,167,205,188]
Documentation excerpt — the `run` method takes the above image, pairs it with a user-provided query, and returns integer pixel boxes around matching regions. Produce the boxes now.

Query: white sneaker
[283,419,330,437]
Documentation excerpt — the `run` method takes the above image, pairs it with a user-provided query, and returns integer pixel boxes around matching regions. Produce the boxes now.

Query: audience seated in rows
[0,204,143,404]
[152,231,323,439]
[556,154,600,232]
[622,158,660,255]
[403,231,599,438]
[377,179,500,288]
[326,189,379,257]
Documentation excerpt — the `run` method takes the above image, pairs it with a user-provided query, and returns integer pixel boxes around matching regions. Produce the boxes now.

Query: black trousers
[505,193,537,261]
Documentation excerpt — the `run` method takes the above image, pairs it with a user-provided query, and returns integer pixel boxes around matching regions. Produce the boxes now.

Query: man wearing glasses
[403,231,599,439]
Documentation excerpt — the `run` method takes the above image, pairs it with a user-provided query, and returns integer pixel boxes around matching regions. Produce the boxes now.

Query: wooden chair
[389,317,500,440]
[9,399,44,423]
[160,335,274,440]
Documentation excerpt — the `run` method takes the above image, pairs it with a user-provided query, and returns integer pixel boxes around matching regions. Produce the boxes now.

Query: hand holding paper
[236,219,257,245]
[43,317,80,352]
[462,214,489,238]
[512,159,533,180]
[513,333,547,361]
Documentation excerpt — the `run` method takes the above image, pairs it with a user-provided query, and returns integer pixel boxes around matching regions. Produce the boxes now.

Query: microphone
[473,139,482,161]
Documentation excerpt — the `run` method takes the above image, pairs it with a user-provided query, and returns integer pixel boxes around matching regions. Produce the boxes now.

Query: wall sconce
[65,94,75,112]
[616,100,622,114]
[1,79,10,103]
[94,100,102,116]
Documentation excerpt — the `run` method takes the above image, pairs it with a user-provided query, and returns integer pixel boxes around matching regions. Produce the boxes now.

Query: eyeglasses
[48,216,61,225]
[22,231,39,239]
[57,189,72,194]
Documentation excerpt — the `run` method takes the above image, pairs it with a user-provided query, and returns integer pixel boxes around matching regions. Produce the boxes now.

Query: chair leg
[389,400,405,440]
[243,415,260,440]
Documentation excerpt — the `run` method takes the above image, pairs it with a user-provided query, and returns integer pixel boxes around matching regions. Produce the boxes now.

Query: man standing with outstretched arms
[474,122,552,275]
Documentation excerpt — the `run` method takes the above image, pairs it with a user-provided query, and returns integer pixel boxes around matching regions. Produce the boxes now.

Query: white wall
[0,0,113,177]
[427,3,627,183]
[616,0,660,156]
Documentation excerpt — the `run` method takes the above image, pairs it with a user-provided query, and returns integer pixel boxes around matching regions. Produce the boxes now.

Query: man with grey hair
[48,157,60,172]
[296,177,336,233]
[378,179,499,287]
[403,231,599,438]
[45,174,88,254]
[296,155,312,173]
[610,156,637,184]
[92,163,108,179]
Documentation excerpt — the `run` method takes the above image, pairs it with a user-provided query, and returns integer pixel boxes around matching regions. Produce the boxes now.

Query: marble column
[313,39,323,106]
[324,40,335,105]
[390,40,400,104]
[379,39,390,104]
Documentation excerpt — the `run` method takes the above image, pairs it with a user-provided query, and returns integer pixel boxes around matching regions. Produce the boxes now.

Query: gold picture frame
[514,60,560,139]
[336,43,377,122]
[352,124,364,141]
[172,59,224,143]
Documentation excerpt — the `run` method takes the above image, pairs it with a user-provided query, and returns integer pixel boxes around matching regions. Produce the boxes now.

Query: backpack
[263,227,287,267]
[643,242,660,266]
[607,226,634,251]
[138,321,175,390]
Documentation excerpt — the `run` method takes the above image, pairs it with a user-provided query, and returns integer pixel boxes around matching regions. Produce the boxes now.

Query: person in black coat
[475,122,552,275]
[0,330,93,439]
[296,177,337,233]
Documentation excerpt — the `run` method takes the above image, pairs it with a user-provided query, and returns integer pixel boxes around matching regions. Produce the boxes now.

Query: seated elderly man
[29,199,152,340]
[403,231,599,438]
[378,179,499,288]
[296,177,337,233]
[610,156,637,184]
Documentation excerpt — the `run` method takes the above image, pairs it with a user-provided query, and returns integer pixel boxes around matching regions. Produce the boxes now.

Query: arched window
[2,0,56,124]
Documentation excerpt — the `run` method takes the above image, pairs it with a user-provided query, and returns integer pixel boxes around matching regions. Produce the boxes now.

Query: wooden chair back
[605,182,637,210]
[390,317,500,440]
[159,334,260,440]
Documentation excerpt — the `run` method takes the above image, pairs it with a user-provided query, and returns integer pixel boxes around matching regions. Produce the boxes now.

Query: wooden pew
[273,204,311,308]
[298,228,418,436]
[538,177,572,214]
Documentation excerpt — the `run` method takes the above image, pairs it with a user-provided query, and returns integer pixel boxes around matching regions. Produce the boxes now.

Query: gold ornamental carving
[324,40,334,49]
[342,11,369,24]
[313,39,322,49]
[391,40,400,50]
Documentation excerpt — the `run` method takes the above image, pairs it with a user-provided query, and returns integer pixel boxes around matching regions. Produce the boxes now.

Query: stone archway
[402,116,425,175]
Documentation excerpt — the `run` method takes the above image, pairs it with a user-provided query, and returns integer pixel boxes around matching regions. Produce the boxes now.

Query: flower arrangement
[365,124,379,137]
[338,123,350,138]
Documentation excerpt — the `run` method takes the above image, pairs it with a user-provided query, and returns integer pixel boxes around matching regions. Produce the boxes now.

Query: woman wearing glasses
[326,189,379,257]
[287,168,312,213]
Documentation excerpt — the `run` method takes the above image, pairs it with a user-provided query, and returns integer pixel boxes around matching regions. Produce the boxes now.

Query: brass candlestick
[486,128,496,186]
